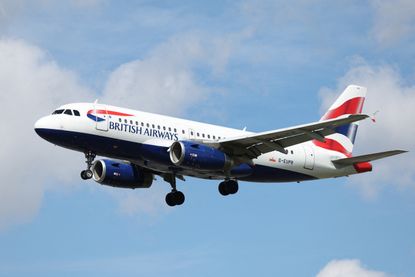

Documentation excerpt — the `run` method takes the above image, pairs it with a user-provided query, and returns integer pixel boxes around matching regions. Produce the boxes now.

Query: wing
[207,114,369,160]
[332,150,407,166]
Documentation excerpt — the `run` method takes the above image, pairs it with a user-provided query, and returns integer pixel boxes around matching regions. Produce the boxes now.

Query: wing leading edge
[207,114,369,160]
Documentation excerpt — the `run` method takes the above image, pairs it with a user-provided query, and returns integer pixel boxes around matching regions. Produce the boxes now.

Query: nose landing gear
[80,151,96,180]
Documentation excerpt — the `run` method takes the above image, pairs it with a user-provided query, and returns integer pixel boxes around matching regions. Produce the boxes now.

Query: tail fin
[314,85,367,157]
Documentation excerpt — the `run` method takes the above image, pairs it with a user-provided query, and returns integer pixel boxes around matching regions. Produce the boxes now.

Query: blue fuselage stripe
[35,128,316,183]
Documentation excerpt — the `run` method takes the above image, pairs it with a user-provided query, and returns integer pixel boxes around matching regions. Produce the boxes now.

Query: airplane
[34,85,406,206]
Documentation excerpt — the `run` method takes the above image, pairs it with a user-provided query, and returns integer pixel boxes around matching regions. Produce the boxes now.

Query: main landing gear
[164,175,185,207]
[80,151,96,180]
[162,176,239,207]
[218,179,239,196]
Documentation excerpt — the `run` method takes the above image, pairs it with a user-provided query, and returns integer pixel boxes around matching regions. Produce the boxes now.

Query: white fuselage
[34,102,358,183]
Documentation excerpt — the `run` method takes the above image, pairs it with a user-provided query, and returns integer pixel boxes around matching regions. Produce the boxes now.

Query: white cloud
[319,57,415,199]
[316,259,390,277]
[0,38,94,230]
[370,0,415,46]
[102,31,245,116]
[0,30,242,229]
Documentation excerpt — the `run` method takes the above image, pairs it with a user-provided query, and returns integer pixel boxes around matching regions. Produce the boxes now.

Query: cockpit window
[64,109,73,115]
[52,109,64,115]
[73,110,80,116]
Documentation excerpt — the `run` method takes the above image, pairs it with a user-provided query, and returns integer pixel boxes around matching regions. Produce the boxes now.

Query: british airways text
[109,121,179,140]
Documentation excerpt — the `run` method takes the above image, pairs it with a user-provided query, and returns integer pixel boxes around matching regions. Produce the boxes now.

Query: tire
[175,191,185,205]
[218,182,229,196]
[228,180,239,194]
[165,193,176,207]
[80,170,88,180]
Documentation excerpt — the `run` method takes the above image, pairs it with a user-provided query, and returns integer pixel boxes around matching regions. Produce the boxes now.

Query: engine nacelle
[92,159,153,189]
[169,141,232,171]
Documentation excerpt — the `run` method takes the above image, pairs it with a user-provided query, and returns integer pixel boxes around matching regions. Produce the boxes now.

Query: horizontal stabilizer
[332,150,407,166]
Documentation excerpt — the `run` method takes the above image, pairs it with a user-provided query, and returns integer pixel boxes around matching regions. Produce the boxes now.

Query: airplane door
[303,145,315,170]
[94,105,109,131]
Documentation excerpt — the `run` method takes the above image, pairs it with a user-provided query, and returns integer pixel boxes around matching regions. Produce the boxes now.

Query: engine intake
[169,141,232,171]
[92,159,153,189]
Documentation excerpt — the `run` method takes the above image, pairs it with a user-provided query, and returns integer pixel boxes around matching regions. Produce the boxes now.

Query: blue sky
[0,1,414,276]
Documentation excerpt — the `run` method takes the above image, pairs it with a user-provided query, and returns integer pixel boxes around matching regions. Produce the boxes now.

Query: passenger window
[182,130,185,134]
[191,131,194,135]
[135,121,138,125]
[207,134,210,139]
[157,125,160,130]
[197,133,200,137]
[52,109,64,115]
[73,110,80,116]
[146,123,150,127]
[168,127,172,131]
[152,124,155,128]
[64,109,72,115]
[130,120,133,125]
[141,122,144,127]
[119,118,122,123]
[202,134,205,138]
[163,126,166,131]
[213,135,216,139]
[124,119,128,123]
[174,128,177,132]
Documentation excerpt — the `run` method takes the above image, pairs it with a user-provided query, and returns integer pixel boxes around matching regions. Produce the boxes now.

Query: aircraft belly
[36,128,317,182]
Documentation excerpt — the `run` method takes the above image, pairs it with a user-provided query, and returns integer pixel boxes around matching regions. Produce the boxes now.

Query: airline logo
[87,109,133,122]
[314,85,366,157]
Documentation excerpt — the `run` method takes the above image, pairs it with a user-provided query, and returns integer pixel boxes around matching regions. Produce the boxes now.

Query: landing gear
[80,151,96,180]
[218,179,239,196]
[80,170,93,180]
[164,174,185,207]
[165,191,185,206]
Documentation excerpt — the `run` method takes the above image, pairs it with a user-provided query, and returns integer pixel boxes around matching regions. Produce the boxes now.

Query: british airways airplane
[34,85,406,206]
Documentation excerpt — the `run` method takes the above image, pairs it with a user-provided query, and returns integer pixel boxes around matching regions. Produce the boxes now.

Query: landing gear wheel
[80,151,96,180]
[218,180,239,196]
[80,170,93,180]
[165,191,185,206]
[164,174,185,207]
[165,192,176,207]
[80,170,88,180]
[175,191,185,205]
[227,180,239,194]
[218,181,229,196]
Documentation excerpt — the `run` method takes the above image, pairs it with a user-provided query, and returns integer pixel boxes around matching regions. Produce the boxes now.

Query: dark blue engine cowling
[92,159,153,189]
[169,141,232,171]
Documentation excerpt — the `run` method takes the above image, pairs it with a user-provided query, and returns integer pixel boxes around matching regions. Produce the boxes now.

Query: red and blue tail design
[313,85,366,157]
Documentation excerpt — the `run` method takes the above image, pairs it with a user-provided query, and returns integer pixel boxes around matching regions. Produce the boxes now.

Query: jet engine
[91,159,153,189]
[169,141,233,171]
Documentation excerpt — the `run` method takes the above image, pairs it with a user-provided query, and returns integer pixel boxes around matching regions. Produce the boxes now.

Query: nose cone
[34,116,48,130]
[34,116,57,141]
